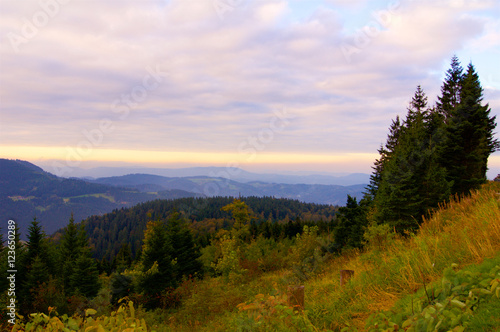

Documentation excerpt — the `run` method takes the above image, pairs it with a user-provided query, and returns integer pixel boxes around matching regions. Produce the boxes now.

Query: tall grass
[303,182,500,331]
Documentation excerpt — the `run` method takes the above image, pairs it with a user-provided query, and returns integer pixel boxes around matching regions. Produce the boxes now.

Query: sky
[1,0,500,178]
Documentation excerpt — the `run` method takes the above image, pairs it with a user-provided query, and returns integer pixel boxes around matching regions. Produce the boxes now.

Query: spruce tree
[166,212,202,281]
[25,218,52,271]
[139,219,174,306]
[366,116,402,198]
[21,218,55,309]
[59,214,99,297]
[113,243,133,273]
[436,55,464,121]
[334,195,367,249]
[439,63,499,195]
[70,249,100,298]
[373,86,451,231]
[23,255,50,312]
[59,214,80,293]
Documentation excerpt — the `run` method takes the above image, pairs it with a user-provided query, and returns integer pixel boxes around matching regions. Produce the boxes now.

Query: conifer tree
[373,86,451,231]
[25,218,53,272]
[139,219,174,305]
[166,212,202,280]
[21,218,56,309]
[59,214,99,297]
[59,214,80,293]
[70,248,100,298]
[113,243,133,273]
[436,55,464,121]
[439,63,499,195]
[334,195,367,249]
[366,116,402,198]
[23,256,50,312]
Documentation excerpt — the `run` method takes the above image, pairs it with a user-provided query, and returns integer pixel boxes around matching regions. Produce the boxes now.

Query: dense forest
[1,56,499,330]
[75,195,338,262]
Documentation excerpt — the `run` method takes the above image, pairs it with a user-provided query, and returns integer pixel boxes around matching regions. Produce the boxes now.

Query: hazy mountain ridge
[89,174,366,205]
[51,165,371,186]
[0,159,199,238]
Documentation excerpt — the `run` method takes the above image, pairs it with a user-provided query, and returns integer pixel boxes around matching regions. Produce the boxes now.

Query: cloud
[1,0,499,171]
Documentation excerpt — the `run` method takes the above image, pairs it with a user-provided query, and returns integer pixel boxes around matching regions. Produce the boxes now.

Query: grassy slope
[150,181,500,331]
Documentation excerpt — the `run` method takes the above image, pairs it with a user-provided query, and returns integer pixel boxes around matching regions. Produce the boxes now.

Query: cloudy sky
[1,0,500,177]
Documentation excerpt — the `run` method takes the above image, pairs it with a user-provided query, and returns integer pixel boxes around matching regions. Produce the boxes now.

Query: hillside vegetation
[9,181,500,331]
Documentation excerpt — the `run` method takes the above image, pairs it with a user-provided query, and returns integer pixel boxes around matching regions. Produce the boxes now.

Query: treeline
[0,217,100,318]
[79,196,337,262]
[335,56,499,249]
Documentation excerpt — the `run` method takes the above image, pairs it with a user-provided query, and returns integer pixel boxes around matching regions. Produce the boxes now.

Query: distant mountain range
[88,174,366,205]
[51,165,371,186]
[0,159,198,238]
[0,159,368,238]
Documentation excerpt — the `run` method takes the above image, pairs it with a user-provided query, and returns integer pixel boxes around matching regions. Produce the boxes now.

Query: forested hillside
[0,159,198,237]
[77,196,337,261]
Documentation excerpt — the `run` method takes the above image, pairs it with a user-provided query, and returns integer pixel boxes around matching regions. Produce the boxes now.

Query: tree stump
[287,285,304,310]
[340,270,354,287]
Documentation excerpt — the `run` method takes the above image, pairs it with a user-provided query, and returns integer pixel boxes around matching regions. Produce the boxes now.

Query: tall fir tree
[334,195,367,249]
[436,55,464,121]
[70,248,100,298]
[113,243,133,273]
[59,214,80,293]
[373,86,451,231]
[59,214,99,297]
[23,256,50,313]
[24,218,53,272]
[166,212,202,280]
[139,219,174,307]
[21,218,55,310]
[366,116,402,199]
[439,63,499,195]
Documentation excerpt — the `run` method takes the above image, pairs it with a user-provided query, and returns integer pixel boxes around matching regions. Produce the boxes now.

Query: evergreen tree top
[437,55,464,119]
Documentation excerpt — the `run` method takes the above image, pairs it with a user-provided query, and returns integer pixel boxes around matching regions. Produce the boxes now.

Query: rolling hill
[0,159,198,238]
[52,165,371,186]
[89,174,366,205]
